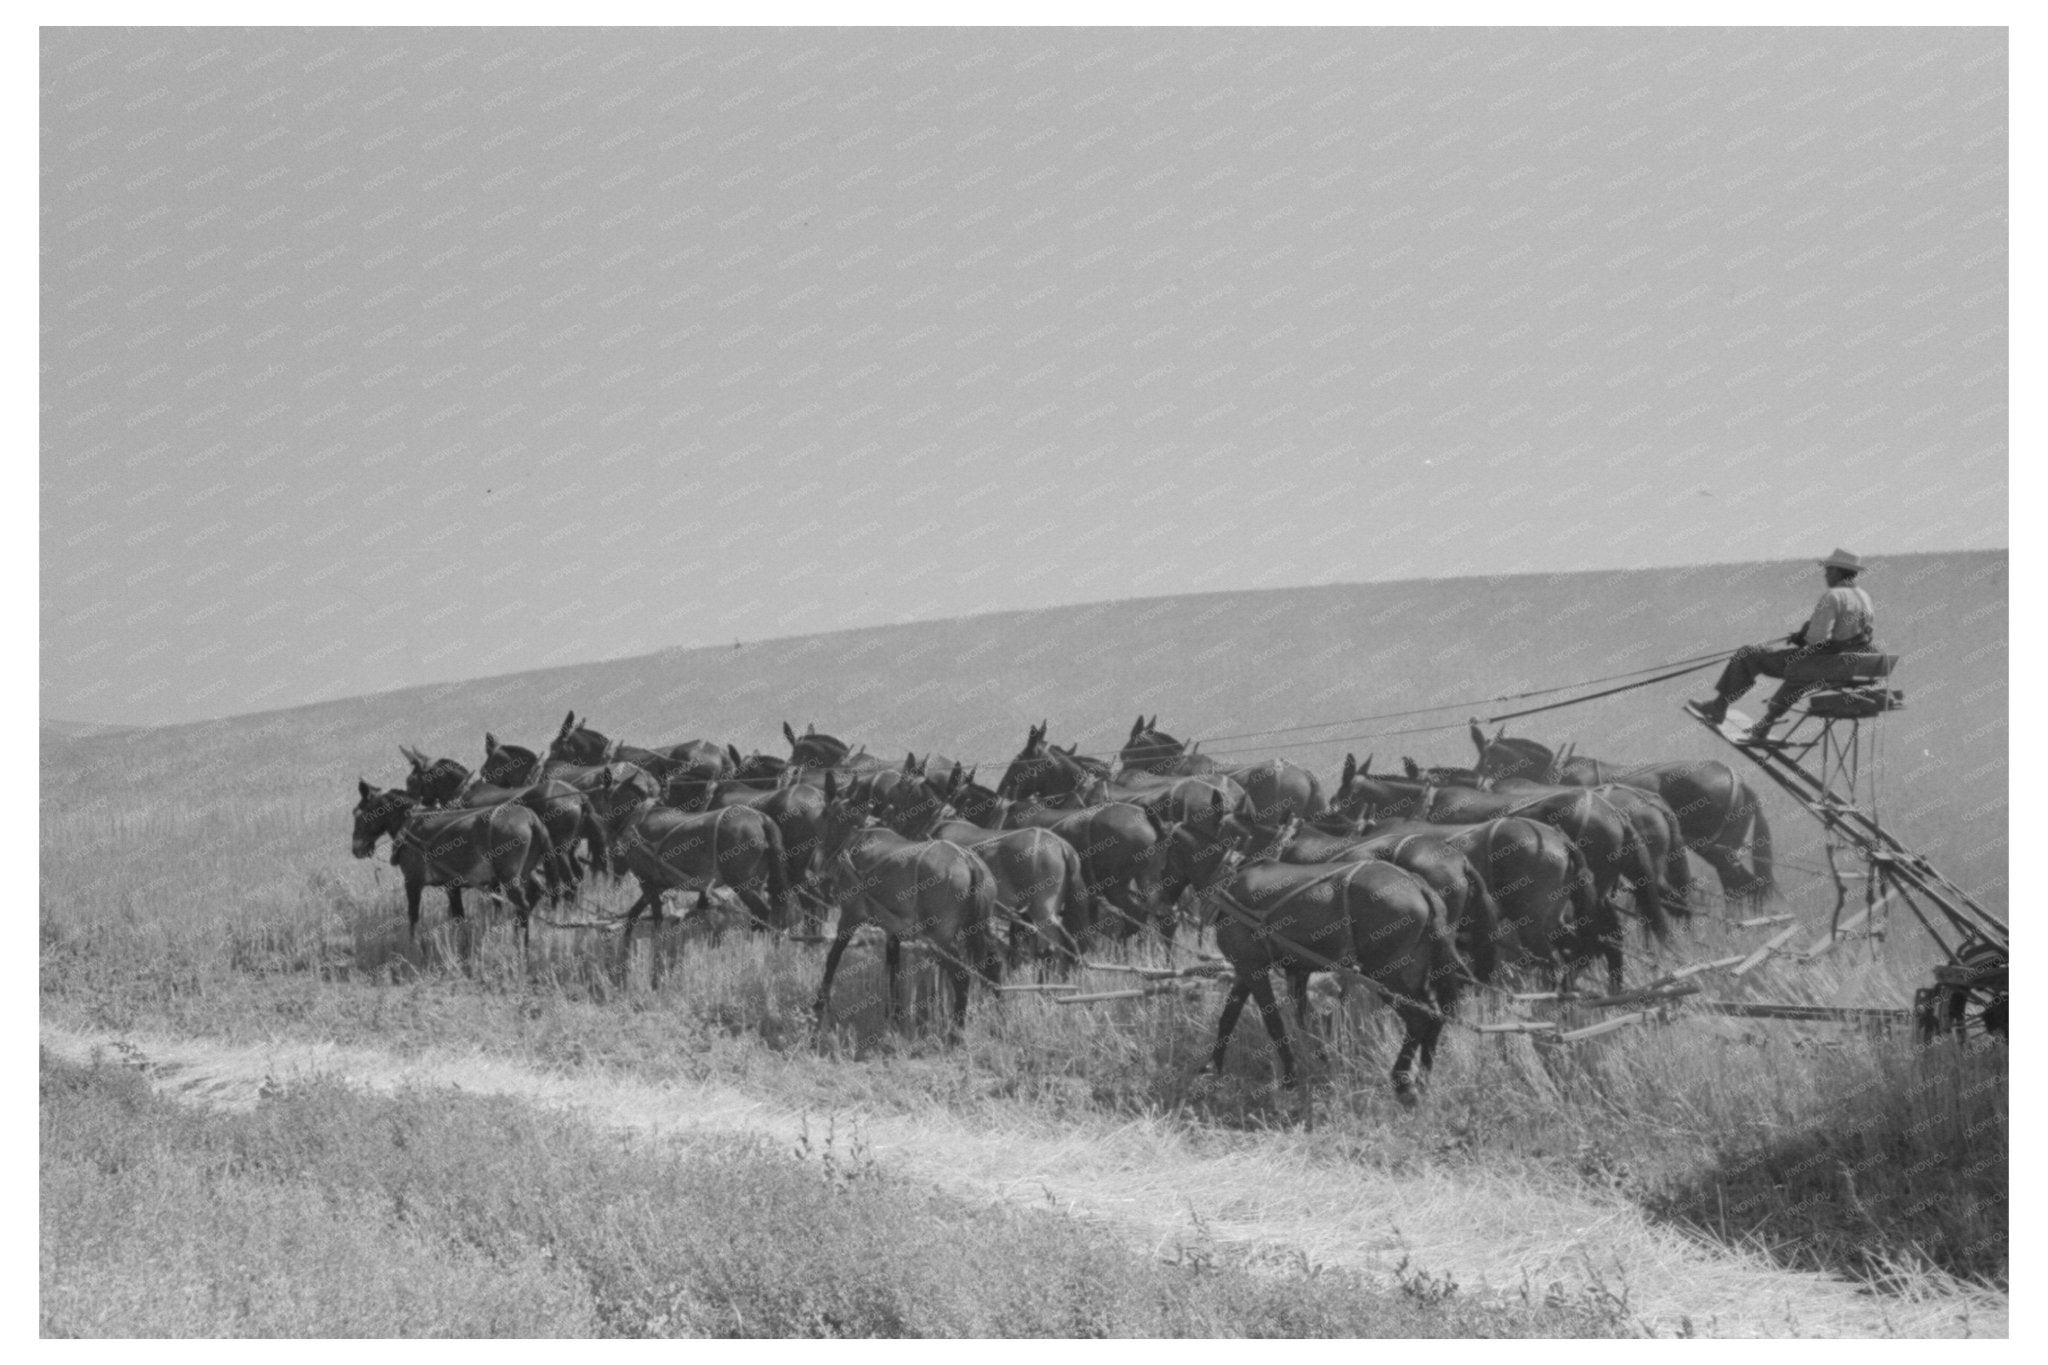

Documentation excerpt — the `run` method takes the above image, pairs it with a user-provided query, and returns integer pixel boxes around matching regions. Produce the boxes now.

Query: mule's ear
[560,711,576,736]
[359,778,373,797]
[1130,715,1143,741]
[1148,714,1158,732]
[1494,724,1506,744]
[485,731,499,752]
[1340,753,1356,791]
[1470,719,1488,757]
[1403,756,1420,779]
[1363,753,1373,775]
[401,747,420,770]
[806,721,816,736]
[783,721,798,748]
[728,743,743,766]
[824,771,838,804]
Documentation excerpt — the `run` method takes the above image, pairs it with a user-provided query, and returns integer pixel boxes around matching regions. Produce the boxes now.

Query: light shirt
[1806,584,1875,646]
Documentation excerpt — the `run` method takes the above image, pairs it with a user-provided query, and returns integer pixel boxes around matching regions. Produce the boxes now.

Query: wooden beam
[1732,924,1801,978]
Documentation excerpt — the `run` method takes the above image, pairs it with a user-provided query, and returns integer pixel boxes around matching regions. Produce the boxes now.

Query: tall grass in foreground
[41,795,2006,1290]
[41,1051,1627,1338]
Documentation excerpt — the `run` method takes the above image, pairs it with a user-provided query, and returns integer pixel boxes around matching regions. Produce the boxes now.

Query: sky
[39,26,2007,726]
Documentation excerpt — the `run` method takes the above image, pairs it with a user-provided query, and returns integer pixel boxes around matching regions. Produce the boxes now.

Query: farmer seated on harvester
[1690,548,1875,742]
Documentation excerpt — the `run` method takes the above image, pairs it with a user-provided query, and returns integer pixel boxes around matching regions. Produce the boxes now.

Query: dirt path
[41,1024,2003,1339]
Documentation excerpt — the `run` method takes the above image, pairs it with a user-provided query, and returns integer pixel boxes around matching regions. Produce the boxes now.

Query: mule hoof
[1394,1083,1421,1109]
[1279,1073,1301,1092]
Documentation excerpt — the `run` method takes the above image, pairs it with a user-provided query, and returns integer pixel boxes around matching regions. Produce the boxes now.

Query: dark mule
[587,771,791,960]
[548,711,731,784]
[351,780,555,963]
[478,733,545,786]
[1225,809,1503,984]
[1406,754,1694,923]
[664,771,832,935]
[1472,724,1777,903]
[1117,715,1224,775]
[1415,751,1695,922]
[1335,754,1669,953]
[1121,718,1327,820]
[783,721,891,777]
[812,773,1002,1039]
[863,767,1090,966]
[1198,851,1466,1104]
[946,773,1171,943]
[403,746,608,895]
[1357,815,1615,994]
[992,723,1116,806]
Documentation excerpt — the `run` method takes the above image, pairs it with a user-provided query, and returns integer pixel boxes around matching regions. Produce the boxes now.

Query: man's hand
[1785,625,1809,647]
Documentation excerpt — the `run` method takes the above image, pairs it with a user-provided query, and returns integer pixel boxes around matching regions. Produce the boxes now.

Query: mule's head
[481,735,543,787]
[1170,792,1253,892]
[816,772,880,862]
[1472,730,1556,785]
[548,712,610,764]
[1119,718,1185,774]
[871,767,949,838]
[402,750,469,806]
[351,779,414,858]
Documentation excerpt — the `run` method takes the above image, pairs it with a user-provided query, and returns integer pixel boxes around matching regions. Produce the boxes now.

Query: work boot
[1688,696,1729,725]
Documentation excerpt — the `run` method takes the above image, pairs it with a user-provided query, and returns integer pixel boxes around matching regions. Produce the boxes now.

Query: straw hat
[1817,548,1865,573]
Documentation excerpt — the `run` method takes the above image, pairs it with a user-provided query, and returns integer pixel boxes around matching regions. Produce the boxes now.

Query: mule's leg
[735,882,777,934]
[617,880,658,983]
[405,880,424,940]
[943,954,972,1041]
[885,934,904,1029]
[1286,965,1314,1032]
[1246,970,1298,1089]
[812,923,856,1034]
[1208,974,1255,1075]
[1389,1004,1429,1108]
[1696,844,1757,903]
[1602,928,1625,996]
[507,881,532,977]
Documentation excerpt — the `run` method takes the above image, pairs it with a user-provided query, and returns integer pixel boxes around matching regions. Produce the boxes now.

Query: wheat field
[41,552,2007,1336]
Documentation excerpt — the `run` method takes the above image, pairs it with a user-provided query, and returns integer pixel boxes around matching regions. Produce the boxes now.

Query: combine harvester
[1683,650,2008,1041]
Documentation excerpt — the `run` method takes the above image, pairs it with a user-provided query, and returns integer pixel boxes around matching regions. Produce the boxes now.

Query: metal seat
[1783,652,1903,718]
[1781,651,1898,684]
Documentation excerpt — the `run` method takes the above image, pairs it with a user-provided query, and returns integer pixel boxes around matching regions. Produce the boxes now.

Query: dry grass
[40,800,2007,1308]
[43,1048,1628,1338]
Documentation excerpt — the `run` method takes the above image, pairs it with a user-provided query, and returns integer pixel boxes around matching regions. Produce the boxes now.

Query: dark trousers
[1715,638,1869,717]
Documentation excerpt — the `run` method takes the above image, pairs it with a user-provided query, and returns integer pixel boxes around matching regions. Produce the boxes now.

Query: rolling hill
[41,549,2006,923]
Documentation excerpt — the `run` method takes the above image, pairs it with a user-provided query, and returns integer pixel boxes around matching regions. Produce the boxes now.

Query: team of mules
[352,711,1768,1098]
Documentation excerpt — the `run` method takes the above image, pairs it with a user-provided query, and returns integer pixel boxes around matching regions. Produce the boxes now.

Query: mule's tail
[1420,883,1472,1015]
[1137,806,1174,909]
[1746,792,1777,903]
[521,819,560,912]
[1460,862,1502,984]
[760,817,792,930]
[1562,838,1603,942]
[1055,835,1092,959]
[579,797,613,881]
[965,854,1004,986]
[1656,802,1694,920]
[1616,814,1671,945]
